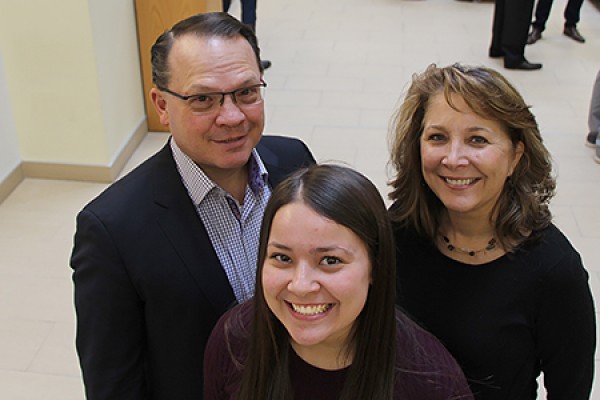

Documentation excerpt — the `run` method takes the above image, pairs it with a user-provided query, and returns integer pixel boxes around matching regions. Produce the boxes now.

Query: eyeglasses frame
[157,80,267,110]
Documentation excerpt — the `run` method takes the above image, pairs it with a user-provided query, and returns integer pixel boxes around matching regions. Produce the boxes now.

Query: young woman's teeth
[291,303,331,315]
[445,178,475,185]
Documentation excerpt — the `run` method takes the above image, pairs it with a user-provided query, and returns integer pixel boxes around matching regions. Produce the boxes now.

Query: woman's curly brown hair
[388,63,556,252]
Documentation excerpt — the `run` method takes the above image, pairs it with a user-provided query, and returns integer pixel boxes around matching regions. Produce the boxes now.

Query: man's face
[151,34,264,181]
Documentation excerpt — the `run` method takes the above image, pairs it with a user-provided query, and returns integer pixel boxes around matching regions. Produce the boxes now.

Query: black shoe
[504,59,542,70]
[586,132,598,148]
[261,60,272,70]
[527,27,542,45]
[563,26,585,43]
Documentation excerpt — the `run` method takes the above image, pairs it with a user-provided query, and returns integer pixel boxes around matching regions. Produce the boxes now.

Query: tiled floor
[1,0,599,398]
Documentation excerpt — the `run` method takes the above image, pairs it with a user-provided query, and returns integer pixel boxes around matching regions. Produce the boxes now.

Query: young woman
[204,164,474,400]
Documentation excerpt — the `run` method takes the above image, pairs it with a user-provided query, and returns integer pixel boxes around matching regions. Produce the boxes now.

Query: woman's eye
[470,136,489,145]
[425,133,446,142]
[320,256,341,266]
[271,253,291,263]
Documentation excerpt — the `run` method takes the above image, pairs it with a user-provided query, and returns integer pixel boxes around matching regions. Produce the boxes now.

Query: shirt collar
[170,138,269,205]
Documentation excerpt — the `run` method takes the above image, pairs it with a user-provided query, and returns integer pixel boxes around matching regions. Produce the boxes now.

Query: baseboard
[108,117,149,180]
[21,118,148,183]
[0,119,148,203]
[0,164,24,204]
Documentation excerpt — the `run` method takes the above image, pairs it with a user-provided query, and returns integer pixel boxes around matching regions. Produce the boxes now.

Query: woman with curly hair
[389,63,595,399]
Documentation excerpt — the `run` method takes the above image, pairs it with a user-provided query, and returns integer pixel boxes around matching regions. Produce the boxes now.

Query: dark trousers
[589,71,600,135]
[222,0,257,30]
[491,0,535,64]
[532,0,584,30]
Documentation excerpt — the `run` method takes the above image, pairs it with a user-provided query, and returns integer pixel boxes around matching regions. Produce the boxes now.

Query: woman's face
[420,93,523,220]
[262,202,371,367]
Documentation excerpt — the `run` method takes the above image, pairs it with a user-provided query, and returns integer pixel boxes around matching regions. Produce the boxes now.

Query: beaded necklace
[442,235,497,257]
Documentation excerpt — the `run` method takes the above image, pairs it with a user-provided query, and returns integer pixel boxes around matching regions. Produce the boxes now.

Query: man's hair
[150,12,263,89]
[388,63,555,251]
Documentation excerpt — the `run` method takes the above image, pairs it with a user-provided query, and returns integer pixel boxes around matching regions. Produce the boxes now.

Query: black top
[289,348,348,400]
[393,222,596,399]
[204,301,474,400]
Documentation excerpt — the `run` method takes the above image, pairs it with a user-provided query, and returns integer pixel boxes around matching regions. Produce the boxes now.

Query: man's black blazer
[71,135,315,400]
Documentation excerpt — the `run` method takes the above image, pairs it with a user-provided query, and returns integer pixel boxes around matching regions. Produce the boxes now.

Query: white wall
[0,0,145,169]
[88,0,146,164]
[0,52,20,182]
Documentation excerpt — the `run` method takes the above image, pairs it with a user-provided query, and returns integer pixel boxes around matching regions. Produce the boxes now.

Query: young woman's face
[420,93,523,220]
[262,202,371,366]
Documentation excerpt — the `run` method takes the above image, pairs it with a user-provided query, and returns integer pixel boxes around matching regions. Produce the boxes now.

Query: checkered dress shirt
[170,140,271,303]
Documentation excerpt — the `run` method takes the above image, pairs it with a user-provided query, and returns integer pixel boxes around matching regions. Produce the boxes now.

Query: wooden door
[135,0,222,132]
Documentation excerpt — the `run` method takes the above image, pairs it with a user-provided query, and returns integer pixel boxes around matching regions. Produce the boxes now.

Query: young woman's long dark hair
[237,164,397,400]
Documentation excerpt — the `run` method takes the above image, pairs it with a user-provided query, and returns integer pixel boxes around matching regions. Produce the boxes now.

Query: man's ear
[150,88,170,127]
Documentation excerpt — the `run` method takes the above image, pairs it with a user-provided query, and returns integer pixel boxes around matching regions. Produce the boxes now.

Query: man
[586,71,600,163]
[489,0,543,70]
[222,0,272,69]
[70,12,314,400]
[527,0,585,45]
[222,0,256,30]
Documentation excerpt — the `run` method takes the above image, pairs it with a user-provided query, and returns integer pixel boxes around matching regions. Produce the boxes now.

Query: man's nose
[215,95,245,126]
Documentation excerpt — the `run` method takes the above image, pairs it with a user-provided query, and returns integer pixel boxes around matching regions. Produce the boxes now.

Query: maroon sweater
[204,301,474,400]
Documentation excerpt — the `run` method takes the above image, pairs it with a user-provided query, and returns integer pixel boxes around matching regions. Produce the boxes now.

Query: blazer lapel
[257,139,289,188]
[151,144,236,314]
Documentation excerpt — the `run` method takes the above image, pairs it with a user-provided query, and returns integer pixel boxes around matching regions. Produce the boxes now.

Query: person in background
[389,63,595,399]
[71,12,314,400]
[222,0,272,69]
[204,164,474,400]
[527,0,585,44]
[586,70,600,163]
[489,0,542,70]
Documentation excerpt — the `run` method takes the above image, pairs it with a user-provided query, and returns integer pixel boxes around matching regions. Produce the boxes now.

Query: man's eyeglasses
[158,81,267,114]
